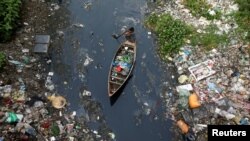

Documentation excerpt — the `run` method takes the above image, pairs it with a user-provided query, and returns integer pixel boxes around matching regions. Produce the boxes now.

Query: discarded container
[47,95,66,109]
[189,93,201,109]
[215,108,235,120]
[177,120,189,134]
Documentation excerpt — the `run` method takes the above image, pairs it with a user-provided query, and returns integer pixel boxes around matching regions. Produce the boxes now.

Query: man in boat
[124,27,136,43]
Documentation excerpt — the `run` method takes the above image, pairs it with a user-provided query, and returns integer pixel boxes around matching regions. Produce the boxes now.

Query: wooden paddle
[112,30,126,39]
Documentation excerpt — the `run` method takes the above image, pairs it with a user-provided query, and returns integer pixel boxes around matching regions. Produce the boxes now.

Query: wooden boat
[108,40,136,97]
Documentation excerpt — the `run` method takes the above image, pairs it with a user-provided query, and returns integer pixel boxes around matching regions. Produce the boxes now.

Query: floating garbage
[47,95,66,109]
[84,55,93,66]
[82,90,91,96]
[45,76,55,91]
[109,132,115,139]
[73,23,85,28]
[177,119,189,134]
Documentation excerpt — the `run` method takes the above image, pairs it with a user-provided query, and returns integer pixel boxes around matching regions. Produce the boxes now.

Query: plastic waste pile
[169,44,250,140]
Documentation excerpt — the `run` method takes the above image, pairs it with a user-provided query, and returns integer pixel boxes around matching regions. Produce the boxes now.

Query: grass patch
[144,13,192,57]
[182,0,222,20]
[234,0,250,42]
[190,25,229,51]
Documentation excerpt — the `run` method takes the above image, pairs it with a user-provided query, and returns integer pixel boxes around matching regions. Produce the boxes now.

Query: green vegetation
[0,0,22,42]
[190,25,229,51]
[144,13,228,56]
[145,0,250,58]
[0,52,6,70]
[234,0,250,41]
[183,0,222,20]
[144,13,192,57]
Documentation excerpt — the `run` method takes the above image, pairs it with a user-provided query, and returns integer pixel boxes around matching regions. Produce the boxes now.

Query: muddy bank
[0,0,114,140]
[148,0,250,141]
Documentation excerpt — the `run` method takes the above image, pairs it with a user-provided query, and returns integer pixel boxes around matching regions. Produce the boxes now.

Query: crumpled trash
[178,89,190,108]
[50,136,56,141]
[215,108,235,120]
[47,95,66,109]
[176,84,193,92]
[0,112,23,123]
[45,76,55,91]
[240,117,249,125]
[108,132,115,139]
[82,90,91,96]
[25,96,46,107]
[25,124,37,136]
[207,82,223,93]
[178,75,189,84]
[231,67,240,77]
[84,55,93,66]
[73,23,85,28]
[18,78,26,94]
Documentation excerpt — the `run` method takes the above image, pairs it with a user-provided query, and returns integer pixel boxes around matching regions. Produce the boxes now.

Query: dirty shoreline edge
[0,0,114,140]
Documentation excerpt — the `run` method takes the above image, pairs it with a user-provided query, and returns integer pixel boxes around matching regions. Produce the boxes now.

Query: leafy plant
[145,13,192,57]
[183,0,222,20]
[0,0,22,42]
[234,0,250,41]
[0,52,6,70]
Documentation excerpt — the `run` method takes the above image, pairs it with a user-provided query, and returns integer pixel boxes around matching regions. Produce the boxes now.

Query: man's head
[128,27,134,32]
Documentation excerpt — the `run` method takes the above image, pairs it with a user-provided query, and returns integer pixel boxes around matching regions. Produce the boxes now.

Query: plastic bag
[189,93,201,109]
[177,120,189,134]
[5,112,23,123]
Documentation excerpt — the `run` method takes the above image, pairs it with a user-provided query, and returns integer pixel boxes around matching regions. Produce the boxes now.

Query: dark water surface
[50,0,174,141]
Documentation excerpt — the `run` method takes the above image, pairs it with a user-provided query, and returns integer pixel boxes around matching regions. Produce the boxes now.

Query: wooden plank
[109,81,123,85]
[111,76,125,81]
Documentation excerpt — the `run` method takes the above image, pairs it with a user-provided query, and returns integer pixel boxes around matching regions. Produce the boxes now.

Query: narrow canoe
[108,40,136,97]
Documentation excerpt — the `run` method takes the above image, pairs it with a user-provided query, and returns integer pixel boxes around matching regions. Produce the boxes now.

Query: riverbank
[146,0,250,140]
[0,0,114,140]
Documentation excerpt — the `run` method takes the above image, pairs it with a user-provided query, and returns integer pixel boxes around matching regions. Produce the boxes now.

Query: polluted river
[49,0,176,141]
